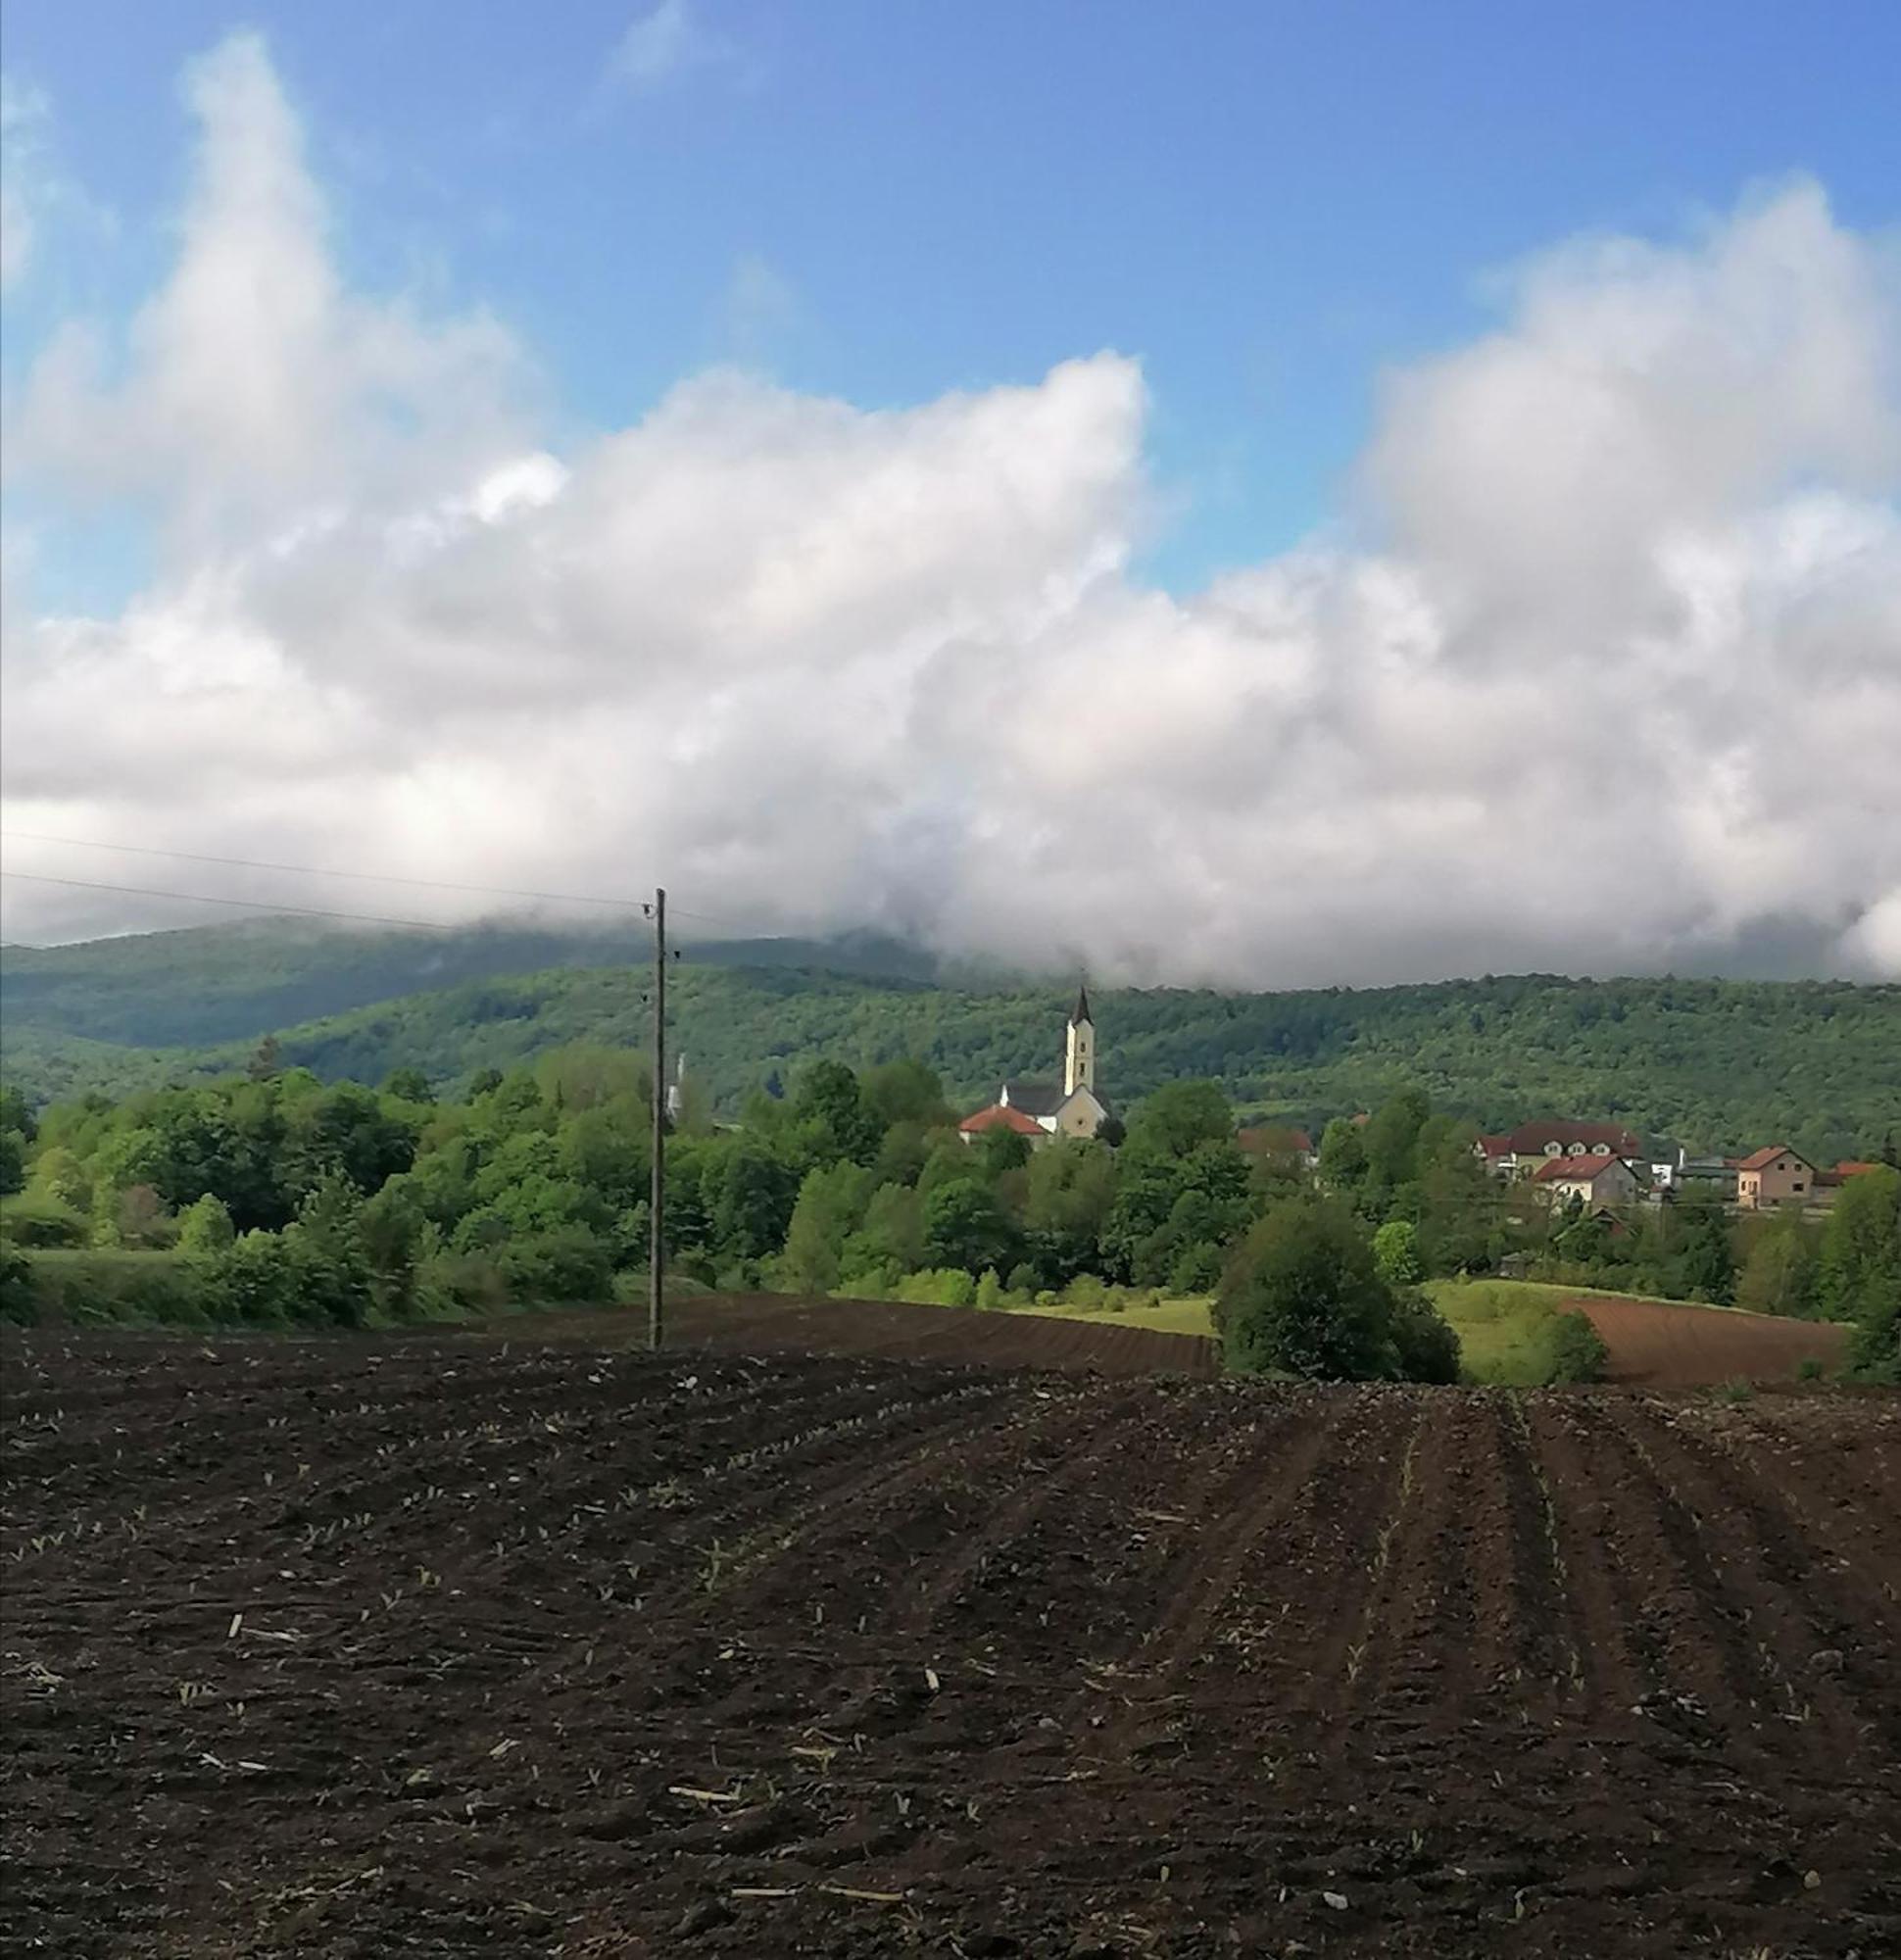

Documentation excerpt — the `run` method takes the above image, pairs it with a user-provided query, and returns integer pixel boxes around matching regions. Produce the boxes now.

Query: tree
[381,1066,434,1104]
[779,1162,874,1294]
[978,1126,1034,1179]
[1217,1196,1398,1380]
[792,1061,882,1168]
[1372,1220,1424,1286]
[1818,1165,1901,1381]
[842,1183,924,1285]
[861,1059,951,1131]
[705,1137,799,1261]
[0,1086,37,1144]
[177,1194,236,1259]
[1316,1117,1368,1194]
[1124,1081,1232,1159]
[0,1128,24,1198]
[1735,1216,1820,1318]
[921,1178,1017,1276]
[1673,1197,1736,1304]
[246,1034,281,1083]
[1360,1089,1432,1208]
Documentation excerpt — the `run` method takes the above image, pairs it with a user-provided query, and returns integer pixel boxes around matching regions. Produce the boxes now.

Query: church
[957,987,1113,1147]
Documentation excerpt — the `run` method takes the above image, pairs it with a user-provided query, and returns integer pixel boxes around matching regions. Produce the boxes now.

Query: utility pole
[649,886,666,1351]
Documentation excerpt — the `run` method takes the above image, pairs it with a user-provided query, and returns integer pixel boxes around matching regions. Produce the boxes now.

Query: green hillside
[4,920,1896,1158]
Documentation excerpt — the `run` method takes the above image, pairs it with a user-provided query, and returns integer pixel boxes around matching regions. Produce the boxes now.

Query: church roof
[1071,983,1093,1026]
[1001,1078,1065,1117]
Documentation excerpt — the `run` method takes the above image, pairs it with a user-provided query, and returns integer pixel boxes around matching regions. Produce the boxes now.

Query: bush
[0,1195,89,1249]
[897,1267,977,1307]
[1389,1288,1462,1384]
[497,1226,614,1303]
[1167,1240,1226,1295]
[1372,1220,1425,1287]
[1539,1309,1609,1385]
[1795,1355,1826,1383]
[1217,1197,1398,1381]
[20,1249,212,1329]
[1,1243,34,1324]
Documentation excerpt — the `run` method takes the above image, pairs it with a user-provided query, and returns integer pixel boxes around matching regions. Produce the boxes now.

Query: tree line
[1,1053,1895,1383]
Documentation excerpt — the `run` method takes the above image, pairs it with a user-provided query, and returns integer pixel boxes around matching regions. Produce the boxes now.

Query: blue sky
[7,0,1897,599]
[3,4,1898,981]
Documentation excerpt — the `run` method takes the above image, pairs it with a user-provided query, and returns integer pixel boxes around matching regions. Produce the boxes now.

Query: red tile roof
[958,1103,1046,1138]
[1832,1160,1880,1178]
[1500,1120,1645,1156]
[1531,1155,1632,1185]
[1735,1145,1811,1173]
[1237,1126,1313,1155]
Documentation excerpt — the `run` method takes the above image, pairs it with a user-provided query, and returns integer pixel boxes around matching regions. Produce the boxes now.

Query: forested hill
[3,920,1896,1158]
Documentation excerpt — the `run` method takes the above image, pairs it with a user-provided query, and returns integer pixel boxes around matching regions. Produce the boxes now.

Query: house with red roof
[1529,1154,1643,1207]
[1474,1119,1648,1181]
[1734,1146,1814,1210]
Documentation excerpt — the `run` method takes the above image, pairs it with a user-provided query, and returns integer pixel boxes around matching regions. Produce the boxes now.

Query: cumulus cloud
[3,37,1899,985]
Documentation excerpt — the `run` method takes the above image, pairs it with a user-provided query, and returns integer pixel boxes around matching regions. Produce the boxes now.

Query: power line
[0,828,757,933]
[0,869,490,935]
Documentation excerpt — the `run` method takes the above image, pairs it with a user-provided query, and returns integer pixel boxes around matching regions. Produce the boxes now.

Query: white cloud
[607,1,733,95]
[4,38,1899,986]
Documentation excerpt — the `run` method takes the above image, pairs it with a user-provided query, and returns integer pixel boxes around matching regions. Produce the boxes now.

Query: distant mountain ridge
[3,919,1897,1160]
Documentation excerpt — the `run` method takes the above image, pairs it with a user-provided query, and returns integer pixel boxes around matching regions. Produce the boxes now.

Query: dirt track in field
[3,1317,1898,1958]
[1573,1294,1851,1387]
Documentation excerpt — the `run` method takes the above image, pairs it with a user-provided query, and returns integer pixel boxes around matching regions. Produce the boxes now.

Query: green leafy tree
[177,1194,236,1259]
[1673,1197,1736,1304]
[1124,1081,1233,1159]
[1217,1196,1398,1380]
[791,1061,881,1167]
[1735,1216,1820,1318]
[861,1059,952,1130]
[0,1128,24,1198]
[1818,1165,1901,1380]
[841,1182,924,1286]
[921,1178,1017,1276]
[1372,1220,1424,1286]
[779,1161,874,1293]
[1389,1287,1463,1383]
[1316,1117,1368,1194]
[381,1066,434,1104]
[0,1086,37,1144]
[705,1137,800,1261]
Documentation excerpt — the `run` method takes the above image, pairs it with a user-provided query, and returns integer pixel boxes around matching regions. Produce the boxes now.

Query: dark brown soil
[1574,1294,1850,1387]
[4,1312,1897,1958]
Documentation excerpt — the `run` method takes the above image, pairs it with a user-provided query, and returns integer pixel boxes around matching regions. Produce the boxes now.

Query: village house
[1236,1125,1316,1169]
[1734,1145,1815,1210]
[958,988,1113,1148]
[1529,1154,1644,1207]
[1475,1119,1648,1181]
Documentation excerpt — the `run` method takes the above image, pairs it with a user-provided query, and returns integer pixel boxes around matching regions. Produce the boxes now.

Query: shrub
[1218,1197,1399,1381]
[0,1195,89,1250]
[1372,1220,1425,1287]
[1711,1376,1757,1406]
[1168,1240,1226,1295]
[897,1267,977,1307]
[1795,1355,1826,1383]
[498,1226,614,1303]
[0,1244,34,1324]
[1389,1288,1462,1384]
[23,1249,211,1329]
[177,1194,237,1259]
[1539,1309,1610,1385]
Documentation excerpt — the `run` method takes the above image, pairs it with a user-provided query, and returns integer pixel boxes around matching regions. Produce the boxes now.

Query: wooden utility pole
[649,886,666,1351]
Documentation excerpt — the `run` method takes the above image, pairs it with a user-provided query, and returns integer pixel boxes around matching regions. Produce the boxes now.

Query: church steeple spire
[1064,980,1095,1096]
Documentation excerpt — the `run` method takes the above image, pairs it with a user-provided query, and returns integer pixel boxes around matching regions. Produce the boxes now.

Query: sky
[1,1,1898,985]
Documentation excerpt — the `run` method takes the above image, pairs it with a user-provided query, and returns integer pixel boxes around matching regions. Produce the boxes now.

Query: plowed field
[1574,1294,1849,1387]
[4,1327,1897,1958]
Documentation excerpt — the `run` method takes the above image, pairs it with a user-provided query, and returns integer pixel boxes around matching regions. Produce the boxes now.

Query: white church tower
[1064,984,1095,1097]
